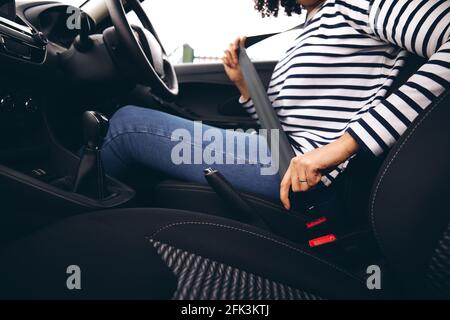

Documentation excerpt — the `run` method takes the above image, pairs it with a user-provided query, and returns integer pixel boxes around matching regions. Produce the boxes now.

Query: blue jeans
[102,106,281,201]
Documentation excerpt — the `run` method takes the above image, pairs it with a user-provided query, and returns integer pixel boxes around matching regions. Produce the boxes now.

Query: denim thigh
[101,105,281,200]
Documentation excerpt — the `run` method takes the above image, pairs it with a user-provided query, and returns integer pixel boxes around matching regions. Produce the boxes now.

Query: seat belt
[245,23,305,47]
[202,47,297,230]
[238,46,295,177]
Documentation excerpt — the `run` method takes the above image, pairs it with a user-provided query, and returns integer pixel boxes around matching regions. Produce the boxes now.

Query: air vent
[0,16,46,63]
[0,34,45,62]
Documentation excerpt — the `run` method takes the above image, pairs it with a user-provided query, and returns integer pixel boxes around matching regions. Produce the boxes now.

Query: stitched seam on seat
[148,221,362,282]
[370,91,450,247]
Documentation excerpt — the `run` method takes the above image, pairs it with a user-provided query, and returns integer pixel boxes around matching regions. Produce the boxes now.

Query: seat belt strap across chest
[238,46,295,177]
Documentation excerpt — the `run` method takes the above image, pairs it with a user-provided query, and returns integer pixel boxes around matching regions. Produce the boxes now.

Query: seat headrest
[370,89,450,297]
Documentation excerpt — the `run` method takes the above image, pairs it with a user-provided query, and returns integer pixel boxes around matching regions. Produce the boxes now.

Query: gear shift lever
[73,111,110,199]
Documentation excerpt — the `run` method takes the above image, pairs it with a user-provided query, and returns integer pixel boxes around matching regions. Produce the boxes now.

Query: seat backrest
[370,85,450,298]
[342,55,429,222]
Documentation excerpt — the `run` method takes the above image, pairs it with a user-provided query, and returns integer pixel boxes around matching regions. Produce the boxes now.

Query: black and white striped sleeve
[239,96,260,121]
[346,0,450,156]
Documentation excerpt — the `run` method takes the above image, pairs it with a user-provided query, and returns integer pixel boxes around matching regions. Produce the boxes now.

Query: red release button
[306,217,327,229]
[309,234,337,248]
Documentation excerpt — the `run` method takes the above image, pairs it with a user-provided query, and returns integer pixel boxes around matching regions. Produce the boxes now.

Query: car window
[129,0,305,64]
[58,0,86,7]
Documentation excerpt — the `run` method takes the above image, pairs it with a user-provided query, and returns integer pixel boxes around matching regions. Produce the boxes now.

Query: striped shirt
[241,0,450,185]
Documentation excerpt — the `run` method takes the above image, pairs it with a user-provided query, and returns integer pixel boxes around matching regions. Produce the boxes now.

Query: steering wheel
[105,0,179,100]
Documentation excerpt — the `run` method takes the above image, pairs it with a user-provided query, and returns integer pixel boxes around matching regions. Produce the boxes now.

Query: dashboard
[0,0,103,127]
[0,0,108,153]
[0,0,96,64]
[24,3,94,49]
[0,0,94,116]
[0,1,47,150]
[22,2,97,50]
[35,5,80,48]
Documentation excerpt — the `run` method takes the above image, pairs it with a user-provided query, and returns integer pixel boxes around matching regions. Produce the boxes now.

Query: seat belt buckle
[309,234,337,248]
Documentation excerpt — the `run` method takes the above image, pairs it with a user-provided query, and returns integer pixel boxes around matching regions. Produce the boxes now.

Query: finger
[298,166,310,192]
[291,176,302,193]
[229,43,238,65]
[280,168,292,210]
[224,49,232,61]
[290,159,301,193]
[222,57,231,69]
[222,57,232,70]
[223,50,234,67]
[306,168,322,189]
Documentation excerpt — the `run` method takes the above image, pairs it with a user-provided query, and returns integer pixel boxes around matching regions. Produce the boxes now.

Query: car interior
[0,0,449,300]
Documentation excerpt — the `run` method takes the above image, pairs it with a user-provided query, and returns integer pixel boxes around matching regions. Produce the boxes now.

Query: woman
[102,0,449,213]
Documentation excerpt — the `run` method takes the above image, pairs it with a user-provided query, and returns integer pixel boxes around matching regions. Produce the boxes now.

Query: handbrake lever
[204,168,270,231]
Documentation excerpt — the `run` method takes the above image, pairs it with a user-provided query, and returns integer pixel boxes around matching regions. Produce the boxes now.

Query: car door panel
[173,61,276,129]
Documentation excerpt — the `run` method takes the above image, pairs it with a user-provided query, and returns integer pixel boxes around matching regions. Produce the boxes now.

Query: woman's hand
[223,37,251,100]
[280,133,360,210]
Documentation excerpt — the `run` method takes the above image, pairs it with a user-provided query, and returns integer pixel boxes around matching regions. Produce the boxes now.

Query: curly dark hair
[254,0,303,17]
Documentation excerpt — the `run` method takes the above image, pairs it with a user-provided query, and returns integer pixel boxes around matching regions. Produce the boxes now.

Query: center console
[0,2,134,217]
[0,73,135,217]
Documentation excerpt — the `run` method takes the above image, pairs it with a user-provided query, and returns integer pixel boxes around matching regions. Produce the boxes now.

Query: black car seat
[0,88,448,299]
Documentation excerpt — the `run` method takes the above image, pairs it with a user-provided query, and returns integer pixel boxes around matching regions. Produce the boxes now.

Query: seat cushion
[153,152,383,243]
[0,208,375,299]
[154,180,311,243]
